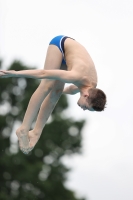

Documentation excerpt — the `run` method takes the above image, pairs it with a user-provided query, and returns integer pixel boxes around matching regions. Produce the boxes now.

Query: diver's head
[77,88,107,111]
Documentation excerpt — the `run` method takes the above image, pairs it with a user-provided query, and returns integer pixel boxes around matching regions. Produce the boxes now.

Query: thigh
[44,45,63,70]
[41,45,66,88]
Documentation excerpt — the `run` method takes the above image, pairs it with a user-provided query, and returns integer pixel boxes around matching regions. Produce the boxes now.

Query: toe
[20,148,29,154]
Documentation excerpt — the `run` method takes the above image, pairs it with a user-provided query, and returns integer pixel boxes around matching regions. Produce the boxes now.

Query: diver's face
[77,96,95,111]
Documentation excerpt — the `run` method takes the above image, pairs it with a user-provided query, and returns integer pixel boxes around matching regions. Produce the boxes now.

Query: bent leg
[16,81,54,153]
[28,80,65,151]
[16,45,65,153]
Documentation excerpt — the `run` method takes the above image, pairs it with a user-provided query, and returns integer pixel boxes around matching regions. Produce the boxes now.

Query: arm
[63,85,79,95]
[0,69,45,79]
[0,69,79,83]
[0,70,43,79]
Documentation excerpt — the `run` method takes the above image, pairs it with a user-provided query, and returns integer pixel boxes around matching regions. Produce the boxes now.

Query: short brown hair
[88,88,107,111]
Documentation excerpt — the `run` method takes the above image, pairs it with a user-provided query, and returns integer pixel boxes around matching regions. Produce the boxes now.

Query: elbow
[40,70,46,79]
[70,85,75,95]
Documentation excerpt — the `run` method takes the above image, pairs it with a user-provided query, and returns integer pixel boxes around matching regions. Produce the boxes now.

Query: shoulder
[82,76,97,87]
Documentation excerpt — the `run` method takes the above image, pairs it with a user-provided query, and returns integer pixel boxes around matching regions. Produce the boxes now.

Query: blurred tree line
[0,61,86,200]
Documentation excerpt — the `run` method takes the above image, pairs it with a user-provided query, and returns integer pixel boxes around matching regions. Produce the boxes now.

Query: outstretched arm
[0,69,46,79]
[0,69,79,83]
[63,85,79,95]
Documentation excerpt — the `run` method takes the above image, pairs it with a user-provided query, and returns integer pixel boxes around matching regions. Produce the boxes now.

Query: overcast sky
[0,0,133,200]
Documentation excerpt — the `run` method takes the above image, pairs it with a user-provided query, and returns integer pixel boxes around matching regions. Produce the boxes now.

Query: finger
[0,72,5,75]
[0,70,6,74]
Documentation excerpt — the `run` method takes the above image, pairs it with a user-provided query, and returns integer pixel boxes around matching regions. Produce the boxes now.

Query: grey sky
[0,0,133,200]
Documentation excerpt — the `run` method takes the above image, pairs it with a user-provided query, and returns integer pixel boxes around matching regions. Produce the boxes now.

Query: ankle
[33,129,42,137]
[16,126,29,136]
[18,124,29,130]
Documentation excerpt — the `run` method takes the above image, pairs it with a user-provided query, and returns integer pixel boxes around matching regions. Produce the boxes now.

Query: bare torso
[64,38,98,88]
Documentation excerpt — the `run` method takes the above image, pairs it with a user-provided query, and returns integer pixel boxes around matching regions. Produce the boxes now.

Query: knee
[55,88,63,95]
[38,84,52,94]
[50,88,63,101]
[52,84,63,95]
[39,80,54,93]
[52,82,64,95]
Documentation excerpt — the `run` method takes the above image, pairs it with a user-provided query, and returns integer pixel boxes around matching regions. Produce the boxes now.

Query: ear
[84,94,89,98]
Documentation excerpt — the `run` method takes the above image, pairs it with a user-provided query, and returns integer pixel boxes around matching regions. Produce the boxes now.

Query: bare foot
[16,128,31,154]
[28,130,41,151]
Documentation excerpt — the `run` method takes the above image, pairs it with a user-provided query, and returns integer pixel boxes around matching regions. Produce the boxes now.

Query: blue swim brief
[49,35,74,65]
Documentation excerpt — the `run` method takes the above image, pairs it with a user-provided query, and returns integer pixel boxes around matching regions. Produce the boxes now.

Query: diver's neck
[79,86,92,96]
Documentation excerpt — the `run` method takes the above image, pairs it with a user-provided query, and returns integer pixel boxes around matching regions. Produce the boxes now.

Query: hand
[0,70,16,78]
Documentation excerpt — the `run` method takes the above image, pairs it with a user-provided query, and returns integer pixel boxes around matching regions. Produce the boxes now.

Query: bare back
[64,38,98,88]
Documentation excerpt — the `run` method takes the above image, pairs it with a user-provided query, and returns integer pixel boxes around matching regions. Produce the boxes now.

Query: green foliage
[0,61,86,200]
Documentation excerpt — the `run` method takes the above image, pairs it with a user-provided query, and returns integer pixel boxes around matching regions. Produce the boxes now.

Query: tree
[0,61,86,200]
